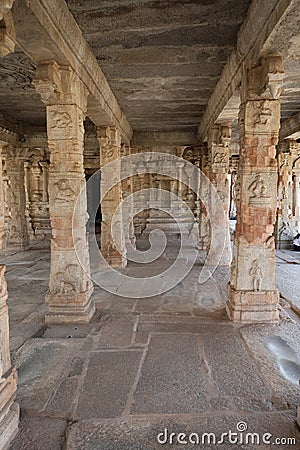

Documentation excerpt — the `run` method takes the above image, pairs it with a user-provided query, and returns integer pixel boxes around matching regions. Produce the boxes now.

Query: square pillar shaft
[34,61,95,323]
[0,143,19,448]
[227,55,284,322]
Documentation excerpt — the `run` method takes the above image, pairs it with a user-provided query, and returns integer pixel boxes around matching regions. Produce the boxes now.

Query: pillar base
[4,240,30,251]
[226,284,279,323]
[103,252,127,268]
[0,368,19,450]
[45,286,95,324]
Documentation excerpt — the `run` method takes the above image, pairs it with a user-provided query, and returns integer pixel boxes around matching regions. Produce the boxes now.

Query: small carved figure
[213,152,226,164]
[51,111,72,129]
[249,175,268,199]
[54,179,75,203]
[52,264,81,295]
[254,100,272,127]
[250,259,263,291]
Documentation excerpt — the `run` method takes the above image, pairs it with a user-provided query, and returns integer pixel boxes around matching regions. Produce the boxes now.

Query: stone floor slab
[10,416,67,450]
[75,350,142,419]
[132,334,207,414]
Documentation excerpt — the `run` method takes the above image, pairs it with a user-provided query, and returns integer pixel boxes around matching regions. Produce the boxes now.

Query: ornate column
[227,55,284,322]
[97,126,127,267]
[2,147,29,250]
[275,140,295,248]
[33,61,95,323]
[208,125,232,265]
[26,149,51,242]
[0,142,19,448]
[198,144,211,250]
[120,144,136,249]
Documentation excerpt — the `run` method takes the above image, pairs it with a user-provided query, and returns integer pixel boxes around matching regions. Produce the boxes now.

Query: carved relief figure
[50,111,72,129]
[248,175,270,205]
[254,100,272,127]
[250,260,263,291]
[52,264,81,295]
[213,152,226,164]
[53,179,75,203]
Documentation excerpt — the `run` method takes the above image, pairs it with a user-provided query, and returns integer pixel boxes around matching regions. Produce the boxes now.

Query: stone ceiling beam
[198,0,299,142]
[12,0,132,143]
[132,130,199,147]
[279,111,300,140]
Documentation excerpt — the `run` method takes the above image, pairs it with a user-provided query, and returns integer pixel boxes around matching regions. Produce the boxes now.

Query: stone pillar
[26,150,51,242]
[3,147,29,250]
[33,61,95,323]
[0,142,19,448]
[97,126,127,267]
[208,124,232,265]
[198,144,211,250]
[120,144,136,249]
[227,55,284,322]
[275,140,295,248]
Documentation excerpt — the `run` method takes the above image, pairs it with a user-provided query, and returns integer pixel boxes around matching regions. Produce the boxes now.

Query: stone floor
[3,238,300,449]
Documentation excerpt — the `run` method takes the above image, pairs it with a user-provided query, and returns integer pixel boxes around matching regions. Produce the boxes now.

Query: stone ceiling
[65,0,252,132]
[1,0,300,136]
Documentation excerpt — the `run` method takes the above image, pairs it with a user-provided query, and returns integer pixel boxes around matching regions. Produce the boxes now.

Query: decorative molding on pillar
[0,0,15,57]
[97,126,127,267]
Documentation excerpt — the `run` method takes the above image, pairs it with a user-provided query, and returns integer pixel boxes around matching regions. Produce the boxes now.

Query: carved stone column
[198,144,211,250]
[120,144,136,249]
[26,149,51,242]
[0,142,19,448]
[227,55,284,322]
[275,140,295,248]
[33,61,95,323]
[2,147,29,250]
[208,125,232,265]
[97,126,127,267]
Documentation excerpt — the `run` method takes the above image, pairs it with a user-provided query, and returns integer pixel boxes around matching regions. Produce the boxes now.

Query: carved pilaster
[207,125,232,265]
[33,61,95,323]
[24,148,51,242]
[227,55,284,323]
[198,143,210,250]
[2,146,29,250]
[0,142,19,448]
[97,126,127,267]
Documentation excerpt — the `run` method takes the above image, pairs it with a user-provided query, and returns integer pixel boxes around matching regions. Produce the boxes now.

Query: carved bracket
[0,1,15,57]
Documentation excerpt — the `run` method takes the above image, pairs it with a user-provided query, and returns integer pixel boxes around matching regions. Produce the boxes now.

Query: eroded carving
[250,259,263,291]
[53,179,75,203]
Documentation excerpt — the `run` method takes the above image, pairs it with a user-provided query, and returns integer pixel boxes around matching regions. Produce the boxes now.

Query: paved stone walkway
[3,239,300,449]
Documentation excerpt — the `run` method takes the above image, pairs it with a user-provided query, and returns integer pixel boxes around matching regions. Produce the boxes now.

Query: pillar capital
[242,54,284,102]
[33,61,88,112]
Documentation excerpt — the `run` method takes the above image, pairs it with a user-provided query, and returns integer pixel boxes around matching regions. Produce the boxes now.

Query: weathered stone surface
[132,334,207,414]
[76,351,142,419]
[96,314,136,349]
[10,416,67,450]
